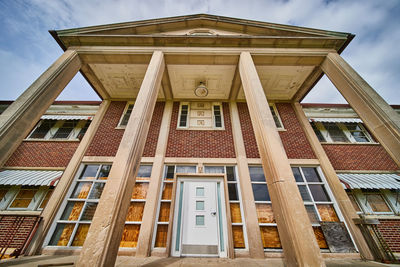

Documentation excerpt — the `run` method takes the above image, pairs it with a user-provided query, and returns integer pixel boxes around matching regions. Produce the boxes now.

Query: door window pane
[196,215,205,226]
[196,187,204,197]
[196,201,205,210]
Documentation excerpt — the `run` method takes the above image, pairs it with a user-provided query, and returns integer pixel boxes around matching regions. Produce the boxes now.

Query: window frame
[177,102,225,130]
[177,102,190,129]
[212,103,225,129]
[269,103,284,130]
[349,189,398,215]
[45,164,112,248]
[27,119,89,141]
[0,185,51,211]
[152,165,197,249]
[117,101,135,127]
[204,165,248,250]
[312,121,374,144]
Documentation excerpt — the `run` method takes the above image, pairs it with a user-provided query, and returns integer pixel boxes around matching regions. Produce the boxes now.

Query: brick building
[0,14,399,266]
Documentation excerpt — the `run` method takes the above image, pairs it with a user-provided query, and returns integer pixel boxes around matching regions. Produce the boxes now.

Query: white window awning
[0,170,63,186]
[338,173,400,190]
[309,118,362,123]
[41,115,93,120]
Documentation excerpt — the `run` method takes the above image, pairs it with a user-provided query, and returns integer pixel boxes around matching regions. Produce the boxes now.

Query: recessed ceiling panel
[237,66,314,101]
[167,65,236,99]
[89,64,165,99]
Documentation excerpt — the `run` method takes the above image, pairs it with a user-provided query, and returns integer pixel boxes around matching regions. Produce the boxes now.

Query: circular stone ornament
[194,83,208,97]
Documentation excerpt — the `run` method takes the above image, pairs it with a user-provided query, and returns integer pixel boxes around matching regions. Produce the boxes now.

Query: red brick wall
[377,219,400,253]
[0,216,39,250]
[237,103,316,159]
[166,102,236,158]
[86,101,164,157]
[237,102,259,158]
[5,141,79,167]
[322,144,398,171]
[276,103,316,159]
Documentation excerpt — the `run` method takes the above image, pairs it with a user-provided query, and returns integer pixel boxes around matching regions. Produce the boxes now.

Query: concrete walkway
[0,255,398,267]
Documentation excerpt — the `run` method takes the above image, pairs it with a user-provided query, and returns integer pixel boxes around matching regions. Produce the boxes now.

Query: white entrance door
[172,179,227,257]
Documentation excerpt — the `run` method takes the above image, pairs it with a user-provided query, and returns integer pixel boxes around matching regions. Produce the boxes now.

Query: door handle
[211,211,217,216]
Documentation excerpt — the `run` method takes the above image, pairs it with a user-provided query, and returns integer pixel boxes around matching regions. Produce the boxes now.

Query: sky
[0,0,399,104]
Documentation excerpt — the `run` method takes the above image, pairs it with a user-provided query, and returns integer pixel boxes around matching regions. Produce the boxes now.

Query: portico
[0,14,399,267]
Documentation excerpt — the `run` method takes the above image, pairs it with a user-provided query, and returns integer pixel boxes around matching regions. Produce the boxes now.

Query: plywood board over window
[120,165,152,248]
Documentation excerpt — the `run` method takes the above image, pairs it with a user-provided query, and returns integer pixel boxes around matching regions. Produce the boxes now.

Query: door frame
[169,173,233,258]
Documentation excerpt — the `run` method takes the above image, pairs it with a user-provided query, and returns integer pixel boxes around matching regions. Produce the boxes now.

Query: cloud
[0,0,399,103]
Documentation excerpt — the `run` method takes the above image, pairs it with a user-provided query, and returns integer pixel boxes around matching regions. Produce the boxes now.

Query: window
[48,164,111,247]
[178,104,189,128]
[248,166,281,250]
[205,166,247,249]
[348,189,398,215]
[177,102,224,130]
[153,165,196,248]
[119,103,134,127]
[0,185,53,211]
[269,104,283,129]
[311,121,373,143]
[120,164,152,248]
[292,167,344,249]
[28,119,91,140]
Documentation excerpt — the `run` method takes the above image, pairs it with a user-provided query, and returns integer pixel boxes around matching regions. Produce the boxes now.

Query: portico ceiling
[87,62,314,101]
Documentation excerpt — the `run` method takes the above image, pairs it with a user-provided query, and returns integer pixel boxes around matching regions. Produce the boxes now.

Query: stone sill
[321,142,380,146]
[363,215,400,220]
[0,210,41,216]
[23,139,80,142]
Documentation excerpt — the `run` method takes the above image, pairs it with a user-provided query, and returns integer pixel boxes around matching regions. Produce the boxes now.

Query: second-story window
[177,102,224,130]
[28,119,91,140]
[269,104,283,129]
[119,103,134,127]
[311,121,374,144]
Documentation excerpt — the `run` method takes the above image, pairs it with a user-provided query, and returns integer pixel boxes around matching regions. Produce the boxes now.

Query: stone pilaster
[239,51,324,267]
[229,102,265,258]
[136,101,173,257]
[76,51,165,267]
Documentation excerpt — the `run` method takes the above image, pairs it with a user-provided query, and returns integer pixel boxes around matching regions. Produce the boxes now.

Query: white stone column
[76,51,165,267]
[239,51,324,267]
[0,50,81,167]
[321,52,400,166]
[229,102,265,258]
[293,102,374,260]
[135,101,173,257]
